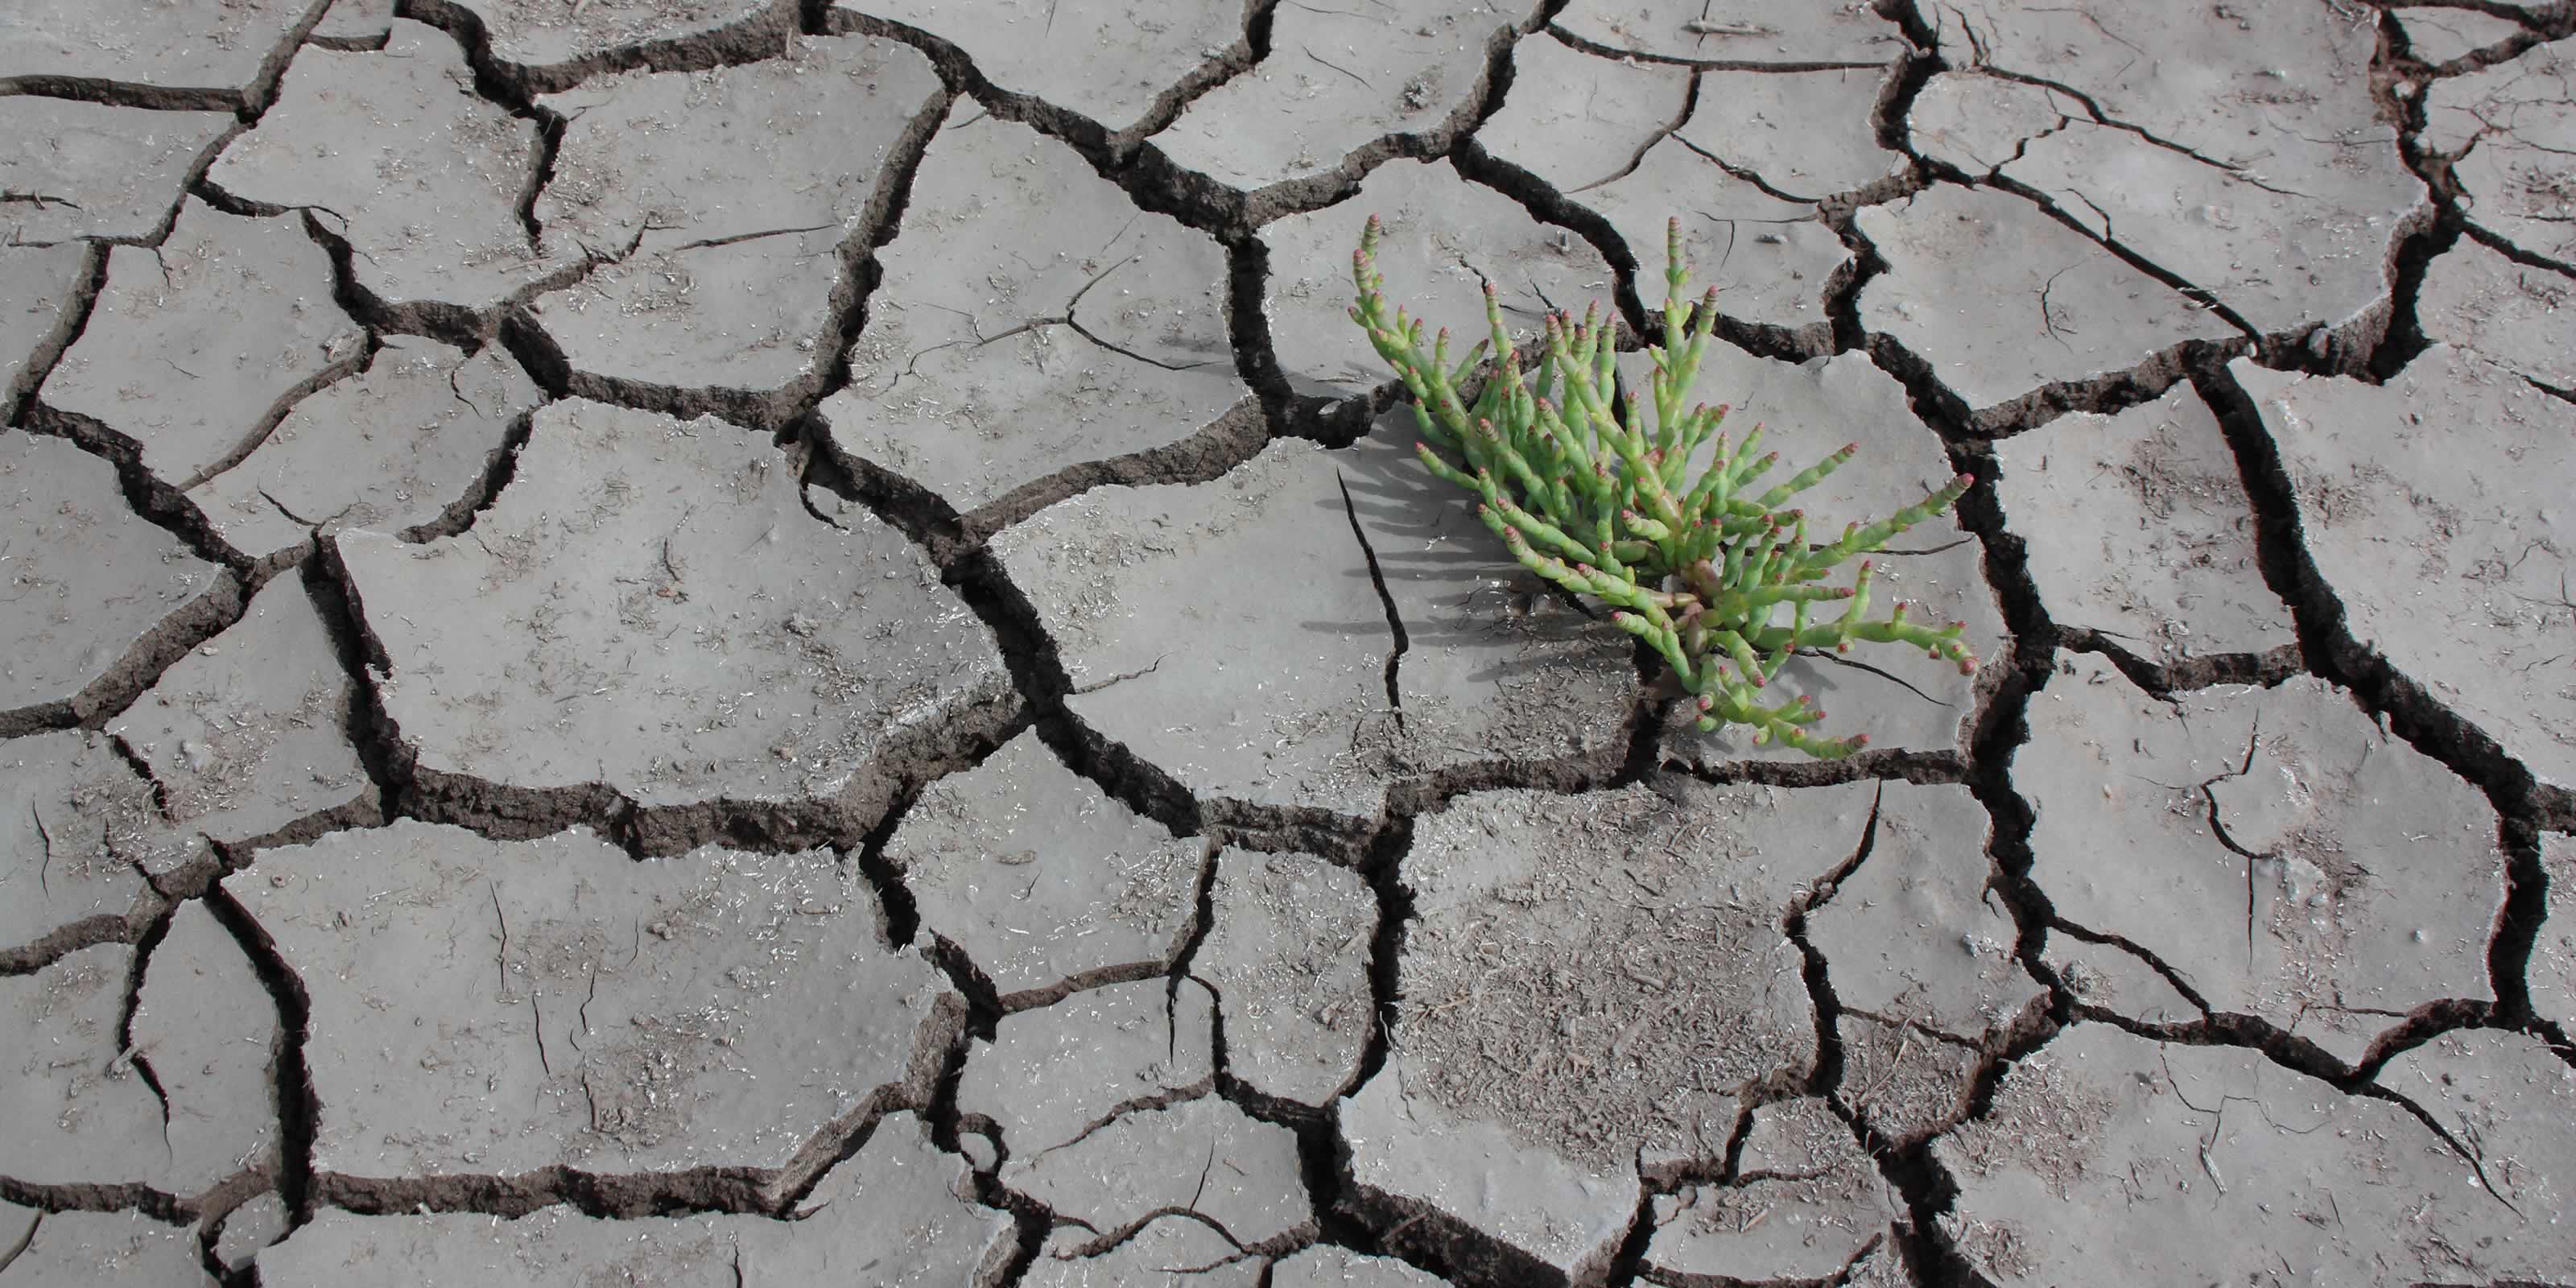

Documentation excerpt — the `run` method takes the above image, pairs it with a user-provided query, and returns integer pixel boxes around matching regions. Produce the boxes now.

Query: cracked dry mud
[3,0,2574,1286]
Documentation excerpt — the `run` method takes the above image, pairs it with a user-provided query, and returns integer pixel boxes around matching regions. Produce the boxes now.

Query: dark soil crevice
[200,883,318,1227]
[1,242,108,429]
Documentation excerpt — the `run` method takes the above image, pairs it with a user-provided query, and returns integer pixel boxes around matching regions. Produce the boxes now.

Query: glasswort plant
[1349,215,1978,759]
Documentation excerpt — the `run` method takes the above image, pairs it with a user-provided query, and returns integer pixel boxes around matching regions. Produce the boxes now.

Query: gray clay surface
[1642,1097,1901,1284]
[1551,0,1905,64]
[1,246,90,417]
[258,1113,1011,1284]
[1260,157,1613,397]
[839,0,1239,134]
[1,947,171,1190]
[1476,38,1847,350]
[10,5,2576,1283]
[308,0,394,48]
[106,574,372,846]
[0,732,165,960]
[0,100,233,245]
[225,821,951,1180]
[2398,8,2526,66]
[127,901,280,1194]
[993,437,1395,817]
[1937,1022,2570,1284]
[1348,780,1872,1282]
[0,0,310,97]
[1927,1,2429,344]
[884,729,1203,1003]
[2021,657,2504,1065]
[0,1206,209,1287]
[187,336,544,568]
[440,0,786,76]
[2239,348,2576,793]
[825,105,1246,517]
[38,200,366,490]
[1150,0,1521,194]
[2415,234,2576,390]
[960,976,1214,1162]
[528,35,943,407]
[1007,1094,1311,1249]
[1191,848,1374,1107]
[338,398,1009,824]
[207,22,570,314]
[1992,381,2293,666]
[2426,35,2576,266]
[1857,184,2233,425]
[2541,833,2574,1034]
[1,430,237,734]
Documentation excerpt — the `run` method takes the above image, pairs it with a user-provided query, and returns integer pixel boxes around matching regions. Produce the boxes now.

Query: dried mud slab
[1273,1245,1451,1287]
[1642,1098,1901,1284]
[842,0,1240,134]
[884,730,1202,1004]
[187,337,545,570]
[1476,38,1843,352]
[2,246,89,414]
[0,733,163,960]
[2540,833,2574,1033]
[1260,158,1613,398]
[1992,381,2293,666]
[0,947,170,1190]
[2426,35,2576,267]
[958,977,1214,1162]
[0,100,233,244]
[1191,848,1374,1107]
[438,0,788,78]
[824,106,1246,518]
[2043,936,2199,1027]
[336,399,1009,837]
[1027,1216,1260,1288]
[1808,783,2040,1138]
[2378,1030,2576,1224]
[997,436,1629,819]
[1007,1096,1311,1248]
[1552,0,1906,64]
[1926,2,2429,346]
[1936,1022,2571,1284]
[257,1114,1012,1284]
[2021,658,2504,1065]
[1348,781,1872,1283]
[529,35,942,410]
[2415,235,2576,390]
[0,0,312,99]
[1335,420,1641,778]
[38,200,366,490]
[990,438,1381,818]
[210,1192,288,1274]
[1856,184,2232,427]
[205,22,569,314]
[105,576,373,848]
[0,1205,208,1287]
[226,821,953,1180]
[1150,0,1521,194]
[0,430,239,737]
[2238,347,2576,795]
[309,0,395,48]
[2398,7,2525,67]
[126,902,281,1194]
[1674,67,1902,200]
[1621,348,2002,766]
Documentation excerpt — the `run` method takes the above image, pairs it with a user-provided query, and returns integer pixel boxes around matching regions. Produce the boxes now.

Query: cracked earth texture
[3,0,2575,1285]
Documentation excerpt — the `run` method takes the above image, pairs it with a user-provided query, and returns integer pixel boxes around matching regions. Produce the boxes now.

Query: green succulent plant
[1348,214,1979,759]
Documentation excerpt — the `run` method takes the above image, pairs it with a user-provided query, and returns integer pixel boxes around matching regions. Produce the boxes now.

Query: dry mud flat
[5,0,2576,1285]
